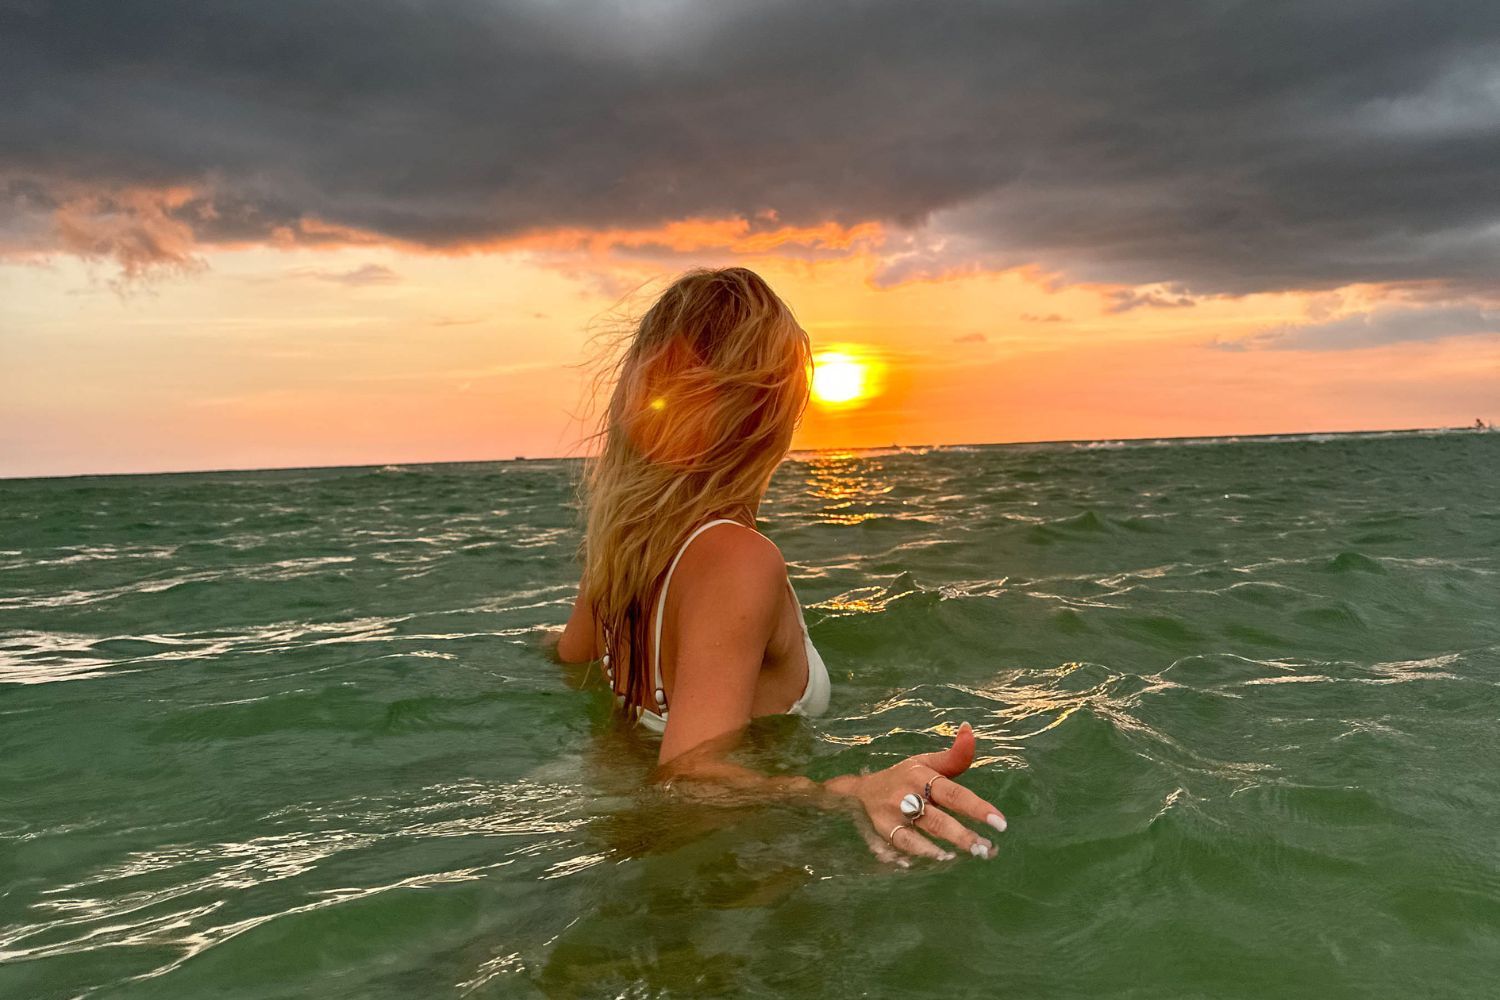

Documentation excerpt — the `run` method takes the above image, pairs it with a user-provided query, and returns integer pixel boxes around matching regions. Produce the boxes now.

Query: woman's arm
[657,718,1004,863]
[549,574,599,664]
[654,527,1007,862]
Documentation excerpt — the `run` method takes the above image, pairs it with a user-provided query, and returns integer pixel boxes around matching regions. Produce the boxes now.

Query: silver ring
[899,792,926,821]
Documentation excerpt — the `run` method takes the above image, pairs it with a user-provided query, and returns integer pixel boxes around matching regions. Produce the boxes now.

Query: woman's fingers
[907,720,976,778]
[856,822,910,868]
[847,804,911,867]
[901,720,1009,834]
[927,773,1008,833]
[888,822,953,861]
[850,720,1008,864]
[911,803,996,859]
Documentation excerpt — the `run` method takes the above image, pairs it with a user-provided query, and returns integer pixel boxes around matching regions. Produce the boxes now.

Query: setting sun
[813,352,865,403]
[811,349,884,408]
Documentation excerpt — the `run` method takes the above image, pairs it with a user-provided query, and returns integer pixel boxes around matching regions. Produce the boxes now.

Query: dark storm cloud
[3,0,1499,295]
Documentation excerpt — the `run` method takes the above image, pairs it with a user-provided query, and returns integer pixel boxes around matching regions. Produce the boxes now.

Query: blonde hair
[578,266,812,719]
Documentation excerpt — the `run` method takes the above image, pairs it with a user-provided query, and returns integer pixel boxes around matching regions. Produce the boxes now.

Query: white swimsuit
[602,518,831,733]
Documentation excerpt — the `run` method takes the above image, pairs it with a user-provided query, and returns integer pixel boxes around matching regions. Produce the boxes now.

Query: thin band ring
[923,774,947,802]
[887,822,911,844]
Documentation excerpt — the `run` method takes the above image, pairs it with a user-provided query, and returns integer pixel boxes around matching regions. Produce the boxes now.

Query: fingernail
[969,842,991,859]
[939,850,956,861]
[897,858,911,869]
[986,813,1008,833]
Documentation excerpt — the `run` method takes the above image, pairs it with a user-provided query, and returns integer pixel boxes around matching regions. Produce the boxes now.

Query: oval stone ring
[899,792,926,821]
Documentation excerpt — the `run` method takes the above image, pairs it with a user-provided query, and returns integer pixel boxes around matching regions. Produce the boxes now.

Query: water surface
[3,431,1498,997]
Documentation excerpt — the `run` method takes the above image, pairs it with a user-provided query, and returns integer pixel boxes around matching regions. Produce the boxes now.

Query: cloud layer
[4,0,1499,295]
[1226,303,1500,350]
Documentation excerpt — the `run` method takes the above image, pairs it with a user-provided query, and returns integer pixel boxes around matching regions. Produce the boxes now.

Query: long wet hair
[578,266,813,720]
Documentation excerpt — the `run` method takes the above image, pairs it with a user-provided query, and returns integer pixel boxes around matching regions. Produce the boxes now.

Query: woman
[549,265,1007,863]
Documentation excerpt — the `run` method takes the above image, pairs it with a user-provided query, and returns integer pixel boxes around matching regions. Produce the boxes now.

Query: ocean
[2,430,1498,998]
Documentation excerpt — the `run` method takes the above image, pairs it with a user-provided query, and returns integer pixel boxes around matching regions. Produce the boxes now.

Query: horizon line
[3,421,1492,484]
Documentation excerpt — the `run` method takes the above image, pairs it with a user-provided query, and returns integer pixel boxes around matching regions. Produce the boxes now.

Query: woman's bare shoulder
[674,521,787,602]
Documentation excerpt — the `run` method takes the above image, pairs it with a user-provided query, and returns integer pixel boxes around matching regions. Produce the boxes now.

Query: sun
[812,351,868,405]
[811,349,887,410]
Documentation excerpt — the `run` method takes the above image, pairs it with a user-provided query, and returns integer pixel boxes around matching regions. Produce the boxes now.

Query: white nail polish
[897,858,911,869]
[986,813,1008,833]
[969,842,990,858]
[940,851,956,861]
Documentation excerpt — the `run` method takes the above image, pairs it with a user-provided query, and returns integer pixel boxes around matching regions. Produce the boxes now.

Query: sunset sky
[3,1,1498,478]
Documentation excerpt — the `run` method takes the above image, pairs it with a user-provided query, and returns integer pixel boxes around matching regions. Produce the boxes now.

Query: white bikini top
[602,518,831,734]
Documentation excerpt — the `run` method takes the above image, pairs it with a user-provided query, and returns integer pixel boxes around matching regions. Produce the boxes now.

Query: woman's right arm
[653,528,1006,862]
[550,573,599,664]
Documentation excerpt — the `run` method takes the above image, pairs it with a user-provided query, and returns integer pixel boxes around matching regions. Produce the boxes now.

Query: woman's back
[609,518,831,733]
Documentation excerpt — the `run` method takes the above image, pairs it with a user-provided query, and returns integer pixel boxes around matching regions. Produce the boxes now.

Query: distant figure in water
[544,266,1006,863]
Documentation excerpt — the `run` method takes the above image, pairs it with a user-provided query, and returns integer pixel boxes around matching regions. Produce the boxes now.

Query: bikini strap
[651,518,747,713]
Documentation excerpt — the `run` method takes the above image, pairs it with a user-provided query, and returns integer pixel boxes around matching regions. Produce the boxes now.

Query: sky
[3,0,1498,478]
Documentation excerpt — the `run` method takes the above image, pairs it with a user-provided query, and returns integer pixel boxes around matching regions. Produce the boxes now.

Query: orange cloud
[49,184,207,287]
[462,215,887,258]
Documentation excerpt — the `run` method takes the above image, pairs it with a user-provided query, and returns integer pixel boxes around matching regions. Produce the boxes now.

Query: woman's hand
[823,721,1007,862]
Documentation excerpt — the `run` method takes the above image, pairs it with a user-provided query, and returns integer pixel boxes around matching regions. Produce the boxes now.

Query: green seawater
[3,431,1499,998]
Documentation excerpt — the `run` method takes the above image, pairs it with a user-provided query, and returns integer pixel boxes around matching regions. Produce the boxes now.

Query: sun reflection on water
[800,453,893,526]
